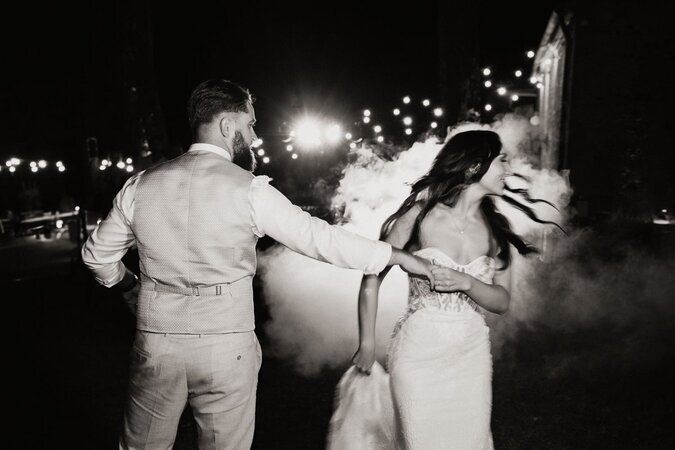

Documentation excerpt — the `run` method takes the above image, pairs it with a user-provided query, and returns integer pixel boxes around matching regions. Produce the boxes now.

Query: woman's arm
[431,262,512,314]
[352,204,422,374]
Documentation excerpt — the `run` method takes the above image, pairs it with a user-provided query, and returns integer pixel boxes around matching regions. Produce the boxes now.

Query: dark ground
[5,224,675,449]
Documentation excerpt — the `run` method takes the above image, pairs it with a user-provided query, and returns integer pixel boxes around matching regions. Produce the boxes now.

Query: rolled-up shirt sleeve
[81,173,141,287]
[249,176,392,274]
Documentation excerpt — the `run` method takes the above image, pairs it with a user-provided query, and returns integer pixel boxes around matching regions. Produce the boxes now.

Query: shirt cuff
[84,258,126,288]
[364,241,392,275]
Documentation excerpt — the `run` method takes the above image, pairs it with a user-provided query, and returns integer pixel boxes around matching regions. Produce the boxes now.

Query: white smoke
[257,114,572,376]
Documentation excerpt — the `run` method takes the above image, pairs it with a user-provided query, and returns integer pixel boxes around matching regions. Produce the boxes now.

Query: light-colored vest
[132,150,258,333]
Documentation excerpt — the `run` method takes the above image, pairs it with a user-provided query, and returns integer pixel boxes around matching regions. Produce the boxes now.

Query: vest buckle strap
[193,287,200,297]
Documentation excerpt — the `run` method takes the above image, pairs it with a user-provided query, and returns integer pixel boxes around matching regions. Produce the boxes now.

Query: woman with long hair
[328,130,560,449]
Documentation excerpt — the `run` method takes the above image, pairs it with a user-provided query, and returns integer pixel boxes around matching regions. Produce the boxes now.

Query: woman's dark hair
[187,79,253,135]
[380,130,561,269]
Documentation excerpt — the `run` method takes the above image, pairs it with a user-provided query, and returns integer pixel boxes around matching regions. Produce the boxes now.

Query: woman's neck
[452,184,486,219]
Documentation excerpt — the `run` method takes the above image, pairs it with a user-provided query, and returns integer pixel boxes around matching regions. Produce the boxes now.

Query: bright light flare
[295,118,323,148]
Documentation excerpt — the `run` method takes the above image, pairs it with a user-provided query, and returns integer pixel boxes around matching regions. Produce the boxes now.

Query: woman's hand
[431,265,472,292]
[352,341,376,375]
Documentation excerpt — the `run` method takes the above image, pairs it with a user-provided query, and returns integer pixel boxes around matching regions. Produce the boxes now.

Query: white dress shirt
[82,143,392,287]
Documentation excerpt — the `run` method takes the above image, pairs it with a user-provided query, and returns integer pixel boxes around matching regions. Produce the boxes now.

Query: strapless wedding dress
[328,248,496,450]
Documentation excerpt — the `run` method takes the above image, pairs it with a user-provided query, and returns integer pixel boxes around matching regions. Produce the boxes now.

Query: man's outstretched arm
[248,176,434,283]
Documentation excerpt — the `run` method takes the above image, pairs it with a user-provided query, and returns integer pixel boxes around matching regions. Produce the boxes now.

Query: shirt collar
[188,143,232,161]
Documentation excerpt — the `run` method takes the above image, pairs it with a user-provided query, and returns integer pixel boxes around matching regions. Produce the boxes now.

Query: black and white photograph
[3,0,674,448]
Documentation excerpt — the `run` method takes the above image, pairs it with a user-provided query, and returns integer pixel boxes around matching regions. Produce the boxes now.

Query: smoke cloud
[257,114,672,378]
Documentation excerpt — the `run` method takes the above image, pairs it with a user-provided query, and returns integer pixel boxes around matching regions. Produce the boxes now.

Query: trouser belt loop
[193,287,200,297]
[216,285,222,295]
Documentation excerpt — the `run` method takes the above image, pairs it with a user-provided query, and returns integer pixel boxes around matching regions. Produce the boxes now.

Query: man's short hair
[187,79,253,134]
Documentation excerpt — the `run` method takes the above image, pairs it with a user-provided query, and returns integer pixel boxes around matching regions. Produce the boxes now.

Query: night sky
[2,0,555,159]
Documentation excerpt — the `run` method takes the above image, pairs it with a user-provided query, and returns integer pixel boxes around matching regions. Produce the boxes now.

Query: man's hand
[116,268,139,315]
[389,248,435,289]
[121,282,140,315]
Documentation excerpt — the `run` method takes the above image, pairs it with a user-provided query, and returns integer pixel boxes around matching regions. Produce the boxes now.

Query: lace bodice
[391,247,496,337]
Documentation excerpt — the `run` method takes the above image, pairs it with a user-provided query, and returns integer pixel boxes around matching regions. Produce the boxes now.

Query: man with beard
[81,79,435,449]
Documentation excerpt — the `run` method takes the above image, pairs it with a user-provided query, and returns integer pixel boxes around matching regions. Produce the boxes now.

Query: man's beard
[232,131,256,172]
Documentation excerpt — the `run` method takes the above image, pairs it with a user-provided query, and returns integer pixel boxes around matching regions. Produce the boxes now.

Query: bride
[327,130,559,449]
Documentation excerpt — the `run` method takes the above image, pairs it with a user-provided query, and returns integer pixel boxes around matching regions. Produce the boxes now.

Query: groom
[82,79,434,449]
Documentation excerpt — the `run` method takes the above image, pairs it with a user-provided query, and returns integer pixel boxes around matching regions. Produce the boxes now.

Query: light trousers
[120,330,262,450]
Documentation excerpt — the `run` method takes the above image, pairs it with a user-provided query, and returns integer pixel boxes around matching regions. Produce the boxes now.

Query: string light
[286,145,293,151]
[31,166,38,173]
[393,108,400,116]
[363,116,371,124]
[263,156,270,164]
[116,161,126,169]
[527,50,535,58]
[257,149,265,156]
[58,166,66,172]
[373,125,382,133]
[403,116,413,126]
[422,99,430,107]
[38,160,47,168]
[529,76,538,84]
[377,136,384,143]
[536,82,544,89]
[433,108,443,117]
[515,70,522,77]
[402,96,411,104]
[9,167,15,173]
[484,104,493,111]
[482,67,491,76]
[430,122,438,129]
[345,132,352,140]
[291,153,298,159]
[511,94,519,101]
[404,128,413,135]
[349,142,357,149]
[484,80,492,88]
[497,87,507,96]
[126,165,134,173]
[10,158,19,166]
[363,109,371,117]
[126,158,133,164]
